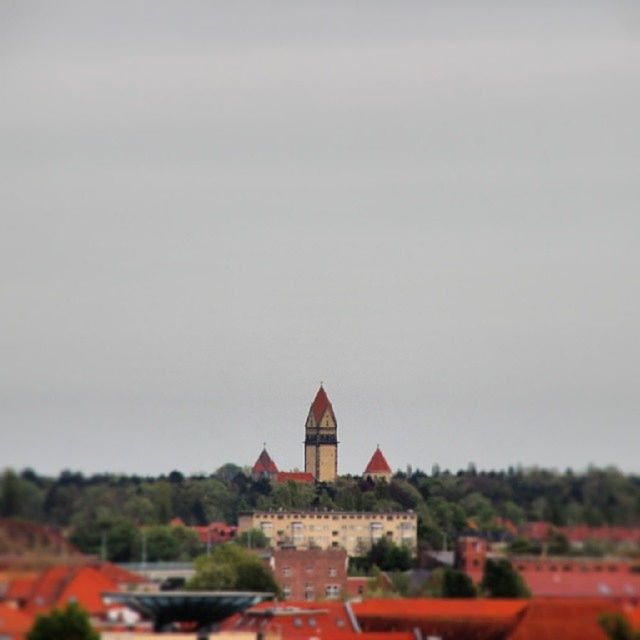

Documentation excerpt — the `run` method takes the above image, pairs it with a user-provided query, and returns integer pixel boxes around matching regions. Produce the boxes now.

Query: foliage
[418,567,476,598]
[1,464,640,561]
[28,603,99,640]
[70,515,141,562]
[388,570,411,596]
[599,613,640,640]
[481,558,530,598]
[236,528,269,549]
[355,538,413,573]
[441,567,476,598]
[187,543,279,595]
[144,525,202,561]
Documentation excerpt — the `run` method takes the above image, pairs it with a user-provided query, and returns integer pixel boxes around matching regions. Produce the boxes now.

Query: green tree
[236,528,269,549]
[366,538,412,572]
[71,516,140,562]
[481,559,530,598]
[442,568,476,598]
[187,544,279,594]
[28,603,99,640]
[599,613,640,640]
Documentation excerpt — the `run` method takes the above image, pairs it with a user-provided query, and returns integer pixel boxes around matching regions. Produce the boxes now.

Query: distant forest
[1,465,639,562]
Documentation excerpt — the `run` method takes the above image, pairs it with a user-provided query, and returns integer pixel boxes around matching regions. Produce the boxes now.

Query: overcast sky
[1,1,639,476]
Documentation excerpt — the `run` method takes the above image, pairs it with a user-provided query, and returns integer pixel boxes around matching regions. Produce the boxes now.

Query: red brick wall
[272,547,347,601]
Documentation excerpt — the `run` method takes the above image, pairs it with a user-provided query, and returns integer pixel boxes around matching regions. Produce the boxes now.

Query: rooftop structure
[304,385,338,483]
[251,447,279,481]
[364,446,392,482]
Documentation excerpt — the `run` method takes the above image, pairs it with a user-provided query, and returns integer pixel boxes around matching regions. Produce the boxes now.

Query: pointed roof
[310,385,335,423]
[364,446,392,475]
[252,447,278,475]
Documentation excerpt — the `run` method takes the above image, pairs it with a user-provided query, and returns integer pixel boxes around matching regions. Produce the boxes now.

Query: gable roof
[364,447,392,475]
[24,565,117,616]
[252,448,278,475]
[310,385,335,423]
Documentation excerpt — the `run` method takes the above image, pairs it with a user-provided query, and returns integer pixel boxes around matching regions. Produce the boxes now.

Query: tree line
[1,464,639,562]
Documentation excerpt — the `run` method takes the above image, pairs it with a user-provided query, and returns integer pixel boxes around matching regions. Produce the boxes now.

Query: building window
[325,584,340,599]
[292,522,304,545]
[304,585,315,600]
[328,567,337,577]
[283,566,292,577]
[283,586,292,599]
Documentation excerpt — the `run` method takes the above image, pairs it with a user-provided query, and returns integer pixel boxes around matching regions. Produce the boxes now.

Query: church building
[304,385,338,483]
[364,446,392,482]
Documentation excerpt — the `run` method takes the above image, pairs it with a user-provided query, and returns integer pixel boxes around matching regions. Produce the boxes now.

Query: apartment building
[238,510,417,557]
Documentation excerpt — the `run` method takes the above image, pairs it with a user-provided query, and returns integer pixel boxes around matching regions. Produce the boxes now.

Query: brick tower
[304,385,338,483]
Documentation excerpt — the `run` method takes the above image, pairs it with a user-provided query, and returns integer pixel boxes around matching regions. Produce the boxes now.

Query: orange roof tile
[508,598,621,640]
[354,598,528,621]
[94,562,146,586]
[364,447,392,474]
[276,471,315,484]
[5,577,36,601]
[310,385,334,423]
[252,448,278,475]
[0,604,32,638]
[25,565,117,617]
[54,566,115,616]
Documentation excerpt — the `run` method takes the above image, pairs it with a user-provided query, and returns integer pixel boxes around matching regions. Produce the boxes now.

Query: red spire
[252,448,278,475]
[310,384,334,423]
[364,446,392,474]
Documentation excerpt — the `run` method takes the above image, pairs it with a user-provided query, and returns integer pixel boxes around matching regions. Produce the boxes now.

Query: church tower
[304,385,338,483]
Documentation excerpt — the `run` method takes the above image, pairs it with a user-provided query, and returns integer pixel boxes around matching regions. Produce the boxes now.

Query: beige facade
[238,510,417,557]
[304,386,338,482]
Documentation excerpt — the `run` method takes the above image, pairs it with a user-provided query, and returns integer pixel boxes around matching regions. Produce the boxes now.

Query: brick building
[456,535,640,600]
[270,547,347,600]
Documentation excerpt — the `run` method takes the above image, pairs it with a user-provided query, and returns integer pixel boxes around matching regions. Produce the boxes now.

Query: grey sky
[1,2,639,476]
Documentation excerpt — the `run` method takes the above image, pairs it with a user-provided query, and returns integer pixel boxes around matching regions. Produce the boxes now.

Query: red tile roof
[364,447,392,474]
[0,604,32,639]
[624,604,640,629]
[521,564,640,599]
[54,567,114,616]
[354,598,528,622]
[192,522,237,544]
[94,562,146,586]
[276,471,315,484]
[508,598,621,640]
[310,385,334,423]
[23,565,117,617]
[4,577,37,602]
[562,526,640,544]
[354,598,528,638]
[252,448,278,475]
